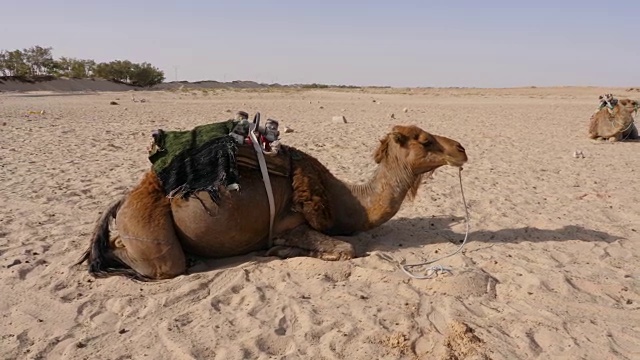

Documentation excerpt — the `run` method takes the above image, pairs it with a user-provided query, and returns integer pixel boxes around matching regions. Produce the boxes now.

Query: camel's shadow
[186,216,623,276]
[353,215,623,254]
[590,139,640,144]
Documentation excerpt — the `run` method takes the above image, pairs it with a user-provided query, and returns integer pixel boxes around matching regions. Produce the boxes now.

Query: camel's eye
[421,138,431,147]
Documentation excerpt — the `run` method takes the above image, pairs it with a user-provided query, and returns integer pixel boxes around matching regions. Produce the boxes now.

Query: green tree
[0,45,164,86]
[129,62,165,87]
[0,50,8,76]
[56,57,97,78]
[93,62,112,80]
[56,56,73,77]
[5,50,29,77]
[22,46,54,76]
[69,60,86,78]
[111,60,134,82]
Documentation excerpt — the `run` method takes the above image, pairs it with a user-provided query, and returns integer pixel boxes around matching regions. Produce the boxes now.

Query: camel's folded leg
[266,225,355,261]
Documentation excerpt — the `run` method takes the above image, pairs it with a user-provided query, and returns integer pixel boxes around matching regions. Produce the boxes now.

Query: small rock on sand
[403,108,408,113]
[284,126,294,133]
[332,115,348,124]
[389,113,395,119]
[110,101,119,105]
[7,259,22,268]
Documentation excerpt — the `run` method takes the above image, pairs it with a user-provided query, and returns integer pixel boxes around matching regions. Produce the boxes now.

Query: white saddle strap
[248,123,276,247]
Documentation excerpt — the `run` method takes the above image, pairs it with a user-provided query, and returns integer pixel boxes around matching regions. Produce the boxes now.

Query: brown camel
[588,94,639,141]
[76,124,468,280]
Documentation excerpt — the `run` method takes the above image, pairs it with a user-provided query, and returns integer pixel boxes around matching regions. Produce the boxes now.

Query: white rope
[248,122,276,247]
[398,167,470,279]
[620,120,635,141]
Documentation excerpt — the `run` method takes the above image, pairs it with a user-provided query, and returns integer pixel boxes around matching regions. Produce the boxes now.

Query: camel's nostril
[456,144,466,153]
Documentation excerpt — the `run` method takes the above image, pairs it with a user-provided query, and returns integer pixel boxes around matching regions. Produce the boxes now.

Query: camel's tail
[75,197,150,281]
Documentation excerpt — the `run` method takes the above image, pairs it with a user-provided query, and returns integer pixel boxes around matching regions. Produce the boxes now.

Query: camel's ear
[374,136,390,163]
[391,132,408,146]
[374,132,408,163]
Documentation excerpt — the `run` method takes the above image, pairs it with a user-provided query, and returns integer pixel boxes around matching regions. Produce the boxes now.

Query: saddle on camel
[588,93,639,141]
[76,111,468,280]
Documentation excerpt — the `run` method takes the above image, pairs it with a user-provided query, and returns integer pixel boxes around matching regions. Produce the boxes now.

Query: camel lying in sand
[588,94,639,141]
[76,124,468,280]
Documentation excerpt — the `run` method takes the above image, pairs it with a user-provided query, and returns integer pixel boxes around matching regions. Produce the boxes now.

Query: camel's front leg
[266,225,355,261]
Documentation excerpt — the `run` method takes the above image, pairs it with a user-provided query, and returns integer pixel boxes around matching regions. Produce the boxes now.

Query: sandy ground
[1,87,639,360]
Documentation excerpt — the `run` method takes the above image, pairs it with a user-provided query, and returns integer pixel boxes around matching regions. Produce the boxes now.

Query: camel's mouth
[446,158,467,167]
[444,143,467,168]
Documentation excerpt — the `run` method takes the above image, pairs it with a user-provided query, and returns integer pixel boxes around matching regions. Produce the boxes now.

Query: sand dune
[0,78,276,93]
[1,87,639,359]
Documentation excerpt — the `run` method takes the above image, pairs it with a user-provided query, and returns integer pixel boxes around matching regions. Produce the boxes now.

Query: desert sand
[1,87,639,359]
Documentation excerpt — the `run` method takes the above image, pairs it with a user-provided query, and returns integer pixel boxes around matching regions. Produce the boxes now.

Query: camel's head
[374,125,468,174]
[597,94,639,116]
[618,98,639,115]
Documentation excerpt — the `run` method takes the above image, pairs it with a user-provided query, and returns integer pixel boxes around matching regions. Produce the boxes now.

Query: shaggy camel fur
[588,94,639,141]
[76,125,468,280]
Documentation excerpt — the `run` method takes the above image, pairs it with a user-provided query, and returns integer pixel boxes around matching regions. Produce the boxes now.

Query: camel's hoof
[318,252,354,261]
[266,246,310,259]
[320,243,356,261]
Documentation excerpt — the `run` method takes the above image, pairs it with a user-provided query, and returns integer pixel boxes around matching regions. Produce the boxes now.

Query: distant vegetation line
[0,45,399,90]
[0,45,165,87]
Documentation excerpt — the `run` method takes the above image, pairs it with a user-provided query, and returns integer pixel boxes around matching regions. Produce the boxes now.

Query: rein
[248,115,276,247]
[398,167,471,279]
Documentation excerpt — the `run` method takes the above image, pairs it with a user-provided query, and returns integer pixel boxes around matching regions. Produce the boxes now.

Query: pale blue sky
[2,1,639,87]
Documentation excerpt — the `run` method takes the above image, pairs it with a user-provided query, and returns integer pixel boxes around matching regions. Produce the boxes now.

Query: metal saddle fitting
[229,111,251,144]
[229,111,281,148]
[260,119,280,143]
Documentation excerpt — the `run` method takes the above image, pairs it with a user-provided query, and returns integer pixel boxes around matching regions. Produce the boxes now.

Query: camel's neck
[325,158,421,234]
[612,107,634,127]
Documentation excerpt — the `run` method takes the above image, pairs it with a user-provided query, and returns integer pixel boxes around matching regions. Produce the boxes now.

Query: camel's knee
[266,243,354,261]
[271,229,356,261]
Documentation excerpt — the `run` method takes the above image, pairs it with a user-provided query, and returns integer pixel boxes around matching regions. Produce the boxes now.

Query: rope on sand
[396,167,471,280]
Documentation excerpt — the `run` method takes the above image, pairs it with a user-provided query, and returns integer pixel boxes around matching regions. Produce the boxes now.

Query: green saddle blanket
[148,119,240,202]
